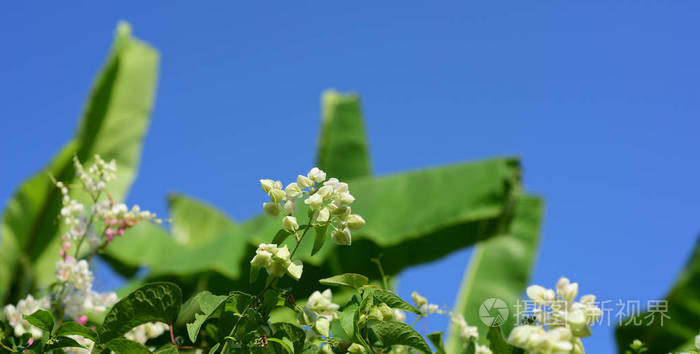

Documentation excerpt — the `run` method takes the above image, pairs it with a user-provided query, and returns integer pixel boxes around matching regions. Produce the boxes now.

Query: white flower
[316,207,330,224]
[285,183,302,200]
[268,188,286,203]
[307,167,326,183]
[263,202,281,216]
[251,244,274,267]
[331,227,351,245]
[307,289,339,319]
[393,309,406,322]
[283,200,296,215]
[304,193,323,210]
[556,277,579,302]
[317,185,334,199]
[314,317,330,337]
[335,192,355,206]
[526,285,554,305]
[55,258,93,290]
[346,214,365,229]
[475,344,492,354]
[695,332,700,350]
[297,175,314,189]
[125,322,169,344]
[282,216,299,232]
[411,292,428,307]
[451,313,478,340]
[286,260,303,281]
[3,294,50,338]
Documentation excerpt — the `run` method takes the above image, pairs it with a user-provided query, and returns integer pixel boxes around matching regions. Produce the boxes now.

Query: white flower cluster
[298,289,340,337]
[508,277,602,354]
[2,295,50,338]
[250,243,303,280]
[411,291,442,316]
[92,201,161,243]
[260,167,365,246]
[124,322,169,345]
[54,256,118,320]
[74,155,116,196]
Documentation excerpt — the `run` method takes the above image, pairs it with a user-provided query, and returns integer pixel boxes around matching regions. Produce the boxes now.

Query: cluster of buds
[250,243,303,280]
[94,202,161,243]
[508,277,602,353]
[260,167,365,246]
[411,291,442,316]
[74,155,116,196]
[298,289,340,337]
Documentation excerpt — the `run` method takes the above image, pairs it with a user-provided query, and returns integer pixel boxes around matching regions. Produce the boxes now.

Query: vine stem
[290,211,315,258]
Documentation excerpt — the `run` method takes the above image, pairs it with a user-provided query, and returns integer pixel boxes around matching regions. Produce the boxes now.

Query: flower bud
[297,175,314,188]
[368,307,384,321]
[347,214,365,229]
[335,192,355,206]
[260,179,275,193]
[314,317,330,337]
[526,285,552,305]
[331,227,352,246]
[317,207,330,224]
[285,183,302,200]
[411,292,427,307]
[284,200,296,215]
[286,260,303,281]
[559,282,578,302]
[378,303,394,320]
[269,189,286,203]
[308,167,326,183]
[317,185,334,199]
[263,202,281,216]
[347,343,366,354]
[304,193,323,210]
[250,251,272,267]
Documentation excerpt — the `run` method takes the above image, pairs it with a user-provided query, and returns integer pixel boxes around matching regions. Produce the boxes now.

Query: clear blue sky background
[2,2,699,352]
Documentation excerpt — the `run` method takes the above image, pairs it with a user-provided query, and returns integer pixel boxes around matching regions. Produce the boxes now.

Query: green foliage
[184,291,230,343]
[23,309,54,333]
[371,289,421,315]
[270,322,306,353]
[168,193,236,247]
[367,320,432,353]
[99,282,182,344]
[447,195,543,349]
[319,273,369,289]
[616,236,700,353]
[486,326,523,354]
[44,335,86,351]
[318,90,372,181]
[427,331,447,354]
[0,21,159,303]
[55,321,98,342]
[104,337,152,353]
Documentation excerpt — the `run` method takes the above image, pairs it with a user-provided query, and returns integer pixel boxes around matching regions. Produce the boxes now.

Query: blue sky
[2,2,699,352]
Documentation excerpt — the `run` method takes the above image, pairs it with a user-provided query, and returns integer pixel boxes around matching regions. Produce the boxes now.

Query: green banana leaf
[616,236,700,353]
[168,193,236,247]
[0,22,159,303]
[446,195,543,351]
[317,90,372,181]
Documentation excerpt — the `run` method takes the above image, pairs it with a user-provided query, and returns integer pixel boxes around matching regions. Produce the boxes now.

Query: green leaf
[616,235,700,353]
[447,195,543,350]
[177,289,227,326]
[103,337,151,354]
[372,289,421,315]
[99,282,182,344]
[154,343,180,354]
[168,193,236,247]
[428,332,446,354]
[272,230,293,245]
[486,326,517,354]
[319,273,369,289]
[45,336,85,351]
[311,224,328,256]
[55,321,97,342]
[339,303,358,338]
[186,291,255,344]
[184,290,229,343]
[271,322,305,354]
[0,21,159,302]
[317,90,372,181]
[302,342,321,354]
[23,309,54,333]
[367,320,431,353]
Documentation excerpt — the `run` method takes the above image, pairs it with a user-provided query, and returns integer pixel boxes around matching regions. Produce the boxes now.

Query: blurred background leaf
[0,22,159,303]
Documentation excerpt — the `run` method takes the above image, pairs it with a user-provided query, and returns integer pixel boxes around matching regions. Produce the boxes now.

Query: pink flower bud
[117,228,125,236]
[78,315,88,325]
[60,249,66,257]
[28,339,34,346]
[64,241,71,249]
